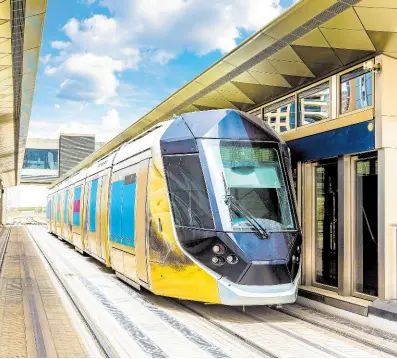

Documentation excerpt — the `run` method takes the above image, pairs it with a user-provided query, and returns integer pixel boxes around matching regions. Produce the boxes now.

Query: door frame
[350,154,378,301]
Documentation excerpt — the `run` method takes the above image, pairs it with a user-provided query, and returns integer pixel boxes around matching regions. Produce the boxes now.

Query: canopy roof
[51,0,395,187]
[0,0,46,187]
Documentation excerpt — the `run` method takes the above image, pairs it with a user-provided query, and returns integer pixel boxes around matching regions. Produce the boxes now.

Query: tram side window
[164,155,214,229]
[340,67,373,115]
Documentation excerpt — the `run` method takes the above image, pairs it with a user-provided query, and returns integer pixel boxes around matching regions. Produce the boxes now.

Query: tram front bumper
[217,269,300,306]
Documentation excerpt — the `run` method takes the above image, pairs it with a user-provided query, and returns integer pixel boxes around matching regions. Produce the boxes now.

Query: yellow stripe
[281,108,374,142]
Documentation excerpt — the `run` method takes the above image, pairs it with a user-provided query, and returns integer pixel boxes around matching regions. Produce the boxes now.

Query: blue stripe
[121,182,136,247]
[89,179,98,232]
[64,190,69,224]
[110,180,123,241]
[73,187,81,226]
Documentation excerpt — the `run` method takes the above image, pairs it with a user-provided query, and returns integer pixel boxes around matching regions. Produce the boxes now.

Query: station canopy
[0,0,46,188]
[52,0,397,187]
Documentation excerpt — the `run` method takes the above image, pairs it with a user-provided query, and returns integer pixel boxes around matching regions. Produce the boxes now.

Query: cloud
[51,41,71,50]
[46,1,282,104]
[29,109,124,143]
[99,0,283,55]
[54,104,60,109]
[53,53,126,104]
[40,54,51,65]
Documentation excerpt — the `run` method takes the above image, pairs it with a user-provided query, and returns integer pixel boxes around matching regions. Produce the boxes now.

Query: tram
[47,109,302,305]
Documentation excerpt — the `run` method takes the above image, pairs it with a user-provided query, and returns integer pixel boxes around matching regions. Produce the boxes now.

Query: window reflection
[298,83,330,126]
[23,149,59,170]
[264,97,296,133]
[341,68,373,115]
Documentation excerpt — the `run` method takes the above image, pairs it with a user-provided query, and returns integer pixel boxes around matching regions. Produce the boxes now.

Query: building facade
[21,134,97,184]
[246,55,397,314]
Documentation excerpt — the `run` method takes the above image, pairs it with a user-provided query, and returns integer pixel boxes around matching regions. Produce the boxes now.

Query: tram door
[135,159,150,284]
[109,159,150,285]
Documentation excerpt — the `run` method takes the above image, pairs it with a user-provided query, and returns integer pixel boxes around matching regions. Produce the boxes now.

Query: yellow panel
[0,54,11,66]
[0,85,12,95]
[249,59,278,74]
[232,71,259,84]
[265,0,336,39]
[179,104,199,113]
[368,31,397,52]
[320,28,375,51]
[26,0,47,17]
[169,81,205,103]
[195,61,235,86]
[356,0,397,8]
[0,21,10,38]
[292,28,330,47]
[269,59,314,77]
[0,1,10,20]
[248,71,291,88]
[216,88,255,104]
[268,45,302,62]
[321,8,364,30]
[355,7,397,32]
[225,32,275,67]
[0,77,12,86]
[0,39,11,54]
[0,67,12,81]
[23,13,45,50]
[194,97,237,109]
[23,47,41,73]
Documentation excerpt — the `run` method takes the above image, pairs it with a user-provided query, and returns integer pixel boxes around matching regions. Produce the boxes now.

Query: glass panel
[164,155,214,229]
[299,85,330,126]
[340,68,373,115]
[201,139,294,232]
[315,162,338,287]
[23,148,59,169]
[264,101,296,133]
[355,157,378,296]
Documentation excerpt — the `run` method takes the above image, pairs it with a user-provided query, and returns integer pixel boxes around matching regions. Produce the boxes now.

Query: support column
[378,148,397,300]
[0,188,6,225]
[338,156,352,296]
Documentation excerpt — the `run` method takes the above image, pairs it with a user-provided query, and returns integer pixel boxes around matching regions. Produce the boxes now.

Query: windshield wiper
[221,173,269,240]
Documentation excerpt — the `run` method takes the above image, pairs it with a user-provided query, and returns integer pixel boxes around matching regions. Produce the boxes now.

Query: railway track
[25,225,116,358]
[25,223,397,358]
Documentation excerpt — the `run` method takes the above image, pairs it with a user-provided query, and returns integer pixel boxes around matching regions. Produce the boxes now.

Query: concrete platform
[25,224,397,358]
[0,226,99,357]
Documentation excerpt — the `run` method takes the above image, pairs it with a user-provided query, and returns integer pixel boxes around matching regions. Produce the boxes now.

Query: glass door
[354,156,378,297]
[315,161,338,288]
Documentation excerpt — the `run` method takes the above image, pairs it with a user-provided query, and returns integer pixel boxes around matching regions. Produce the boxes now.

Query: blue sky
[29,0,297,142]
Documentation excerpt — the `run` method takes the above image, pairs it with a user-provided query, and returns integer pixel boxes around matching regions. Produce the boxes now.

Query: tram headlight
[226,255,238,264]
[212,256,225,265]
[212,244,226,255]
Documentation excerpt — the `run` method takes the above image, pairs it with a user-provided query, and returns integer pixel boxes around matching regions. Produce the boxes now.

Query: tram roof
[50,0,395,188]
[0,0,46,187]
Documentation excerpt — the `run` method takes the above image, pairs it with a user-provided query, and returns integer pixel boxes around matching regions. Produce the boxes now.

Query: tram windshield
[201,139,295,232]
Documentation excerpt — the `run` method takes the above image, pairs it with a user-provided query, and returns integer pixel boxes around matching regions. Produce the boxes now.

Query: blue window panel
[56,195,61,221]
[73,187,82,226]
[64,190,69,224]
[89,179,98,232]
[109,180,123,243]
[121,182,136,248]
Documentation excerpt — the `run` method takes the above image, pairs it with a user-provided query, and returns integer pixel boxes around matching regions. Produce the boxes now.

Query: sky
[9,0,298,209]
[28,0,298,143]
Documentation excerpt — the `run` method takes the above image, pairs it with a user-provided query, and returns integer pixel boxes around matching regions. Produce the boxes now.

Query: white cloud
[46,0,282,103]
[51,41,71,50]
[101,109,121,131]
[99,0,283,55]
[40,54,51,65]
[54,104,60,109]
